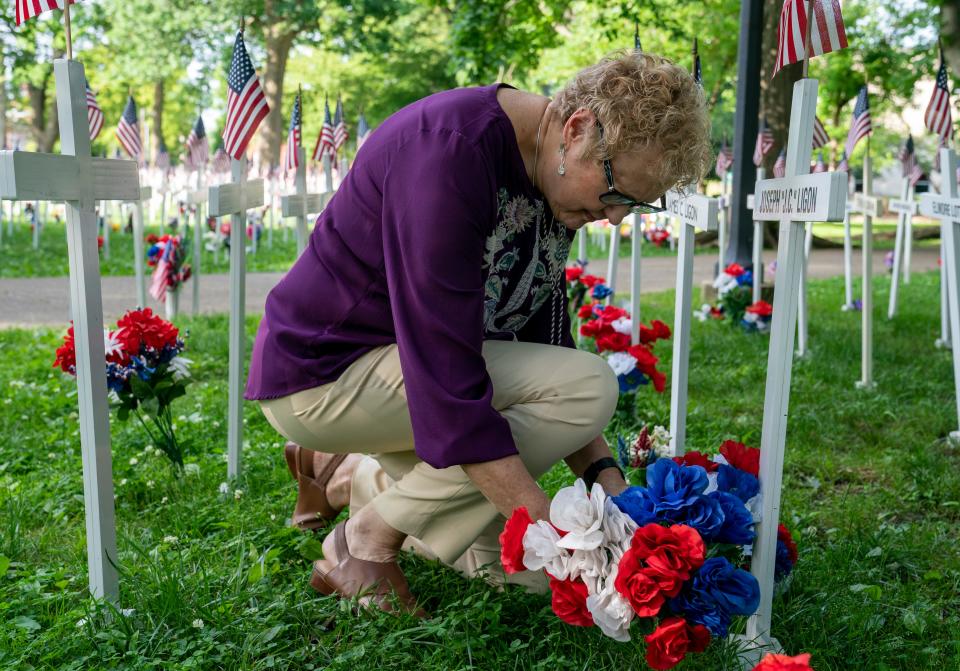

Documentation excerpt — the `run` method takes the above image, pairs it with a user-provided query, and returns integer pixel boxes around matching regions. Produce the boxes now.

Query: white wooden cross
[185,169,207,316]
[718,171,731,273]
[281,146,332,255]
[665,188,719,456]
[208,157,264,478]
[839,178,856,311]
[123,185,152,308]
[0,59,141,604]
[887,178,918,319]
[628,213,642,343]
[919,147,960,442]
[605,221,621,302]
[851,162,882,389]
[795,220,813,357]
[748,168,766,304]
[737,78,847,660]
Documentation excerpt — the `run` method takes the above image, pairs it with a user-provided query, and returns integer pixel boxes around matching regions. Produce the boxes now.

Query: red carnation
[579,274,605,288]
[629,524,705,597]
[719,440,760,477]
[549,576,594,627]
[565,267,584,283]
[580,319,611,339]
[145,233,160,244]
[596,305,628,324]
[724,263,745,277]
[577,304,595,319]
[752,653,813,671]
[115,308,180,355]
[597,331,631,353]
[53,325,77,373]
[651,319,672,339]
[650,370,666,393]
[645,617,711,670]
[778,524,798,564]
[499,507,534,574]
[672,451,720,472]
[747,300,773,317]
[614,546,666,617]
[97,235,104,250]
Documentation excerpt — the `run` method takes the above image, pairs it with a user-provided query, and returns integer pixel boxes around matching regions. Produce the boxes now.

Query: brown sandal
[284,442,348,531]
[310,520,428,618]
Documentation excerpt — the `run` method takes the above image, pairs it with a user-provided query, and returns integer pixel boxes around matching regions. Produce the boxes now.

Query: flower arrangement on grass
[741,300,773,334]
[643,223,671,247]
[500,439,798,670]
[753,652,813,670]
[566,266,671,395]
[53,308,193,472]
[146,234,192,303]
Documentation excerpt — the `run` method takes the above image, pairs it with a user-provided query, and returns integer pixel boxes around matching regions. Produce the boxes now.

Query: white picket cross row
[840,174,857,311]
[718,174,730,272]
[208,157,264,478]
[605,222,620,302]
[887,179,917,319]
[186,170,207,316]
[629,213,642,343]
[0,59,141,604]
[919,147,960,442]
[99,200,109,260]
[322,154,334,193]
[852,165,881,389]
[796,221,813,357]
[665,188,719,457]
[737,78,848,660]
[281,147,332,255]
[123,185,152,309]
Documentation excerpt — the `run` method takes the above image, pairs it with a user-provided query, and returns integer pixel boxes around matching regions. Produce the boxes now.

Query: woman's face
[543,109,670,231]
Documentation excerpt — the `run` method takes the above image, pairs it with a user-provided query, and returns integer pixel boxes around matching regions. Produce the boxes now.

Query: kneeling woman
[246,50,711,614]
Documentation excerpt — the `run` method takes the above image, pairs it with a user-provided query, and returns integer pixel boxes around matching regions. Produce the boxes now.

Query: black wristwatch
[583,457,625,490]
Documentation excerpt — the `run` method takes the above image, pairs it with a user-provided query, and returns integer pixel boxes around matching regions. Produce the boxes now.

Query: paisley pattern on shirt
[482,188,570,338]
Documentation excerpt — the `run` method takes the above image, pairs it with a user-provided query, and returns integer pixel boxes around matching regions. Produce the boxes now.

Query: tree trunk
[759,0,802,171]
[153,79,165,160]
[256,28,296,171]
[27,68,59,153]
[943,1,960,72]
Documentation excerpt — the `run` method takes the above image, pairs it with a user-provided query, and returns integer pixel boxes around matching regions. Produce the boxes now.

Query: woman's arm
[462,456,551,521]
[564,434,629,496]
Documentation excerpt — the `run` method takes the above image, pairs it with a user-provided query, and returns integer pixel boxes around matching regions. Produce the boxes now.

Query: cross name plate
[889,199,918,216]
[752,172,847,221]
[665,190,719,231]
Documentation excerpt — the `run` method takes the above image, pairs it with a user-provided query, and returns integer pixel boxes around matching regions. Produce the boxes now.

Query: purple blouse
[246,83,574,468]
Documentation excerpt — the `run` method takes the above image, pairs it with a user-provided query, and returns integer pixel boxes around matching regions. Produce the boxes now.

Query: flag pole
[801,0,814,78]
[64,2,73,60]
[691,37,698,76]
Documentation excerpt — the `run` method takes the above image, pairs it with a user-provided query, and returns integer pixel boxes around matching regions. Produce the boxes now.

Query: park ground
[0,268,958,670]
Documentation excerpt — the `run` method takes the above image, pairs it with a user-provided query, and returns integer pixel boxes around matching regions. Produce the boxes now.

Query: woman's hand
[463,455,550,521]
[565,434,629,496]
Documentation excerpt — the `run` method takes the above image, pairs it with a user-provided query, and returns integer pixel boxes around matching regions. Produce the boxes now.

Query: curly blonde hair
[553,50,712,190]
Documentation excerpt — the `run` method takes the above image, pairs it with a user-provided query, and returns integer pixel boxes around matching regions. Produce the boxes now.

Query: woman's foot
[311,515,425,617]
[284,443,361,531]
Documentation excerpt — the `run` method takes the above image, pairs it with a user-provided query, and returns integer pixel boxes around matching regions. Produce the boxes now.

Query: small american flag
[149,241,174,303]
[907,159,924,187]
[155,139,170,170]
[284,92,302,173]
[753,118,775,166]
[715,139,733,177]
[333,95,348,153]
[86,81,103,142]
[773,0,848,78]
[897,135,916,176]
[222,30,269,161]
[15,0,75,25]
[186,115,208,167]
[116,95,142,160]
[693,40,702,86]
[212,147,231,173]
[836,150,849,173]
[812,116,829,150]
[312,96,336,161]
[812,152,826,173]
[357,110,371,149]
[925,49,953,146]
[843,86,872,158]
[773,148,787,178]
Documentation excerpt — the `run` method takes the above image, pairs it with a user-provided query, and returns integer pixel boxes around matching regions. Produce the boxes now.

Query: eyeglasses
[596,121,666,214]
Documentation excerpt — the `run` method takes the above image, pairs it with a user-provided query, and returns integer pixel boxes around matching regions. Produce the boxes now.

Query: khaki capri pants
[260,339,618,587]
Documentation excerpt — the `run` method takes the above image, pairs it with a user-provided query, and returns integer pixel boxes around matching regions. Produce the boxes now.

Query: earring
[557,143,566,176]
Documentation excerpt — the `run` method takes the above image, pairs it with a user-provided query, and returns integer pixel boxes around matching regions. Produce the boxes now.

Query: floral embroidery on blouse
[482,188,571,339]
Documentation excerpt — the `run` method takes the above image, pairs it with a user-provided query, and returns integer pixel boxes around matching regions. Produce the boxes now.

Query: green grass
[812,218,941,251]
[1,271,959,669]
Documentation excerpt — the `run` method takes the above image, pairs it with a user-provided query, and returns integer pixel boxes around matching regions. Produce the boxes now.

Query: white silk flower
[585,562,635,642]
[551,480,606,551]
[606,351,637,377]
[522,520,570,580]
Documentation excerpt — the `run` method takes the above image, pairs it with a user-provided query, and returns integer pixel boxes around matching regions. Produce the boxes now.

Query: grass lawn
[0,271,958,669]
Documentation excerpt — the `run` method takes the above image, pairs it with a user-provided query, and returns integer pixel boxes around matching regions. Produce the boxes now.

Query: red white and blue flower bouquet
[53,308,193,472]
[500,440,798,670]
[741,300,773,334]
